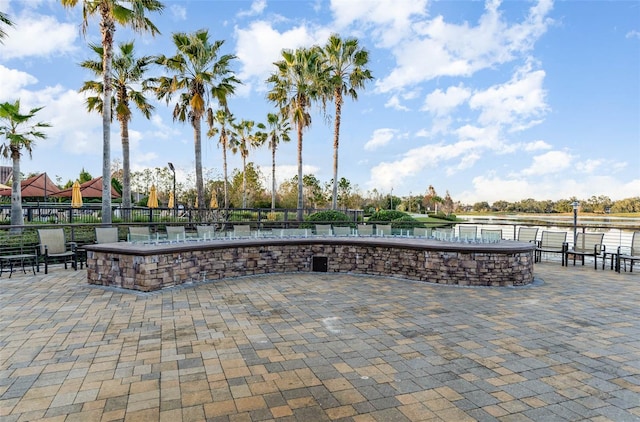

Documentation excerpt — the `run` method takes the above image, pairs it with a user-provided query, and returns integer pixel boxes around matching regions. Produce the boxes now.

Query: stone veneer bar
[84,237,535,291]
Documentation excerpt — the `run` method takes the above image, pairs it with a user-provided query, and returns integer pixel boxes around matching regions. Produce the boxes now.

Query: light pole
[168,162,176,216]
[572,201,579,246]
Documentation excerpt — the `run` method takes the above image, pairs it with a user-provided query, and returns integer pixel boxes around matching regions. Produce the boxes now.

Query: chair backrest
[166,226,186,241]
[632,231,640,256]
[357,224,373,236]
[95,227,118,244]
[128,226,150,241]
[233,225,251,237]
[315,224,333,236]
[376,224,392,236]
[517,227,539,243]
[38,228,67,255]
[196,225,216,239]
[574,232,604,253]
[481,229,502,242]
[413,227,432,237]
[458,225,477,240]
[539,231,567,249]
[333,226,352,236]
[278,228,309,237]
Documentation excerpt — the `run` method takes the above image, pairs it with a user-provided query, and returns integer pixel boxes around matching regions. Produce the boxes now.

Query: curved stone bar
[84,237,535,291]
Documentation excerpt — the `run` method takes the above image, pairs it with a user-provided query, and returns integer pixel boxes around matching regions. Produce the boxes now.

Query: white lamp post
[168,162,176,215]
[572,201,579,245]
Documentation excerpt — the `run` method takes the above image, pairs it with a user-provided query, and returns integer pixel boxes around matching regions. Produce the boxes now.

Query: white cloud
[0,12,78,60]
[422,84,471,116]
[469,63,548,129]
[523,140,552,151]
[237,0,267,17]
[384,95,409,111]
[170,5,187,20]
[625,30,640,39]
[0,65,38,100]
[520,150,573,176]
[330,0,427,47]
[364,128,397,151]
[376,0,553,92]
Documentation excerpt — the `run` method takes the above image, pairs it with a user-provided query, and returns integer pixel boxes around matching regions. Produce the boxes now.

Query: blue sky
[1,0,638,204]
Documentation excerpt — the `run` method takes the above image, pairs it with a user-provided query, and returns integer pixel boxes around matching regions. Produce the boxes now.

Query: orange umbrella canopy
[71,181,83,208]
[168,191,174,209]
[147,185,158,208]
[210,194,218,209]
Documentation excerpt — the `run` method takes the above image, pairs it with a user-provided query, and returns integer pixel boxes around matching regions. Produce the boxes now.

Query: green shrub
[391,215,425,229]
[302,210,353,228]
[368,210,410,222]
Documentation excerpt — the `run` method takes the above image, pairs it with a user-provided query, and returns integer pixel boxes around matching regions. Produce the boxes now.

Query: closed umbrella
[147,185,159,208]
[71,181,83,208]
[168,191,174,209]
[210,194,218,209]
[194,196,198,209]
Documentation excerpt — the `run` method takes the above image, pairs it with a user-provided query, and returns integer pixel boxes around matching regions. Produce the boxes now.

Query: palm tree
[154,30,240,210]
[0,11,14,43]
[231,119,265,208]
[79,41,154,213]
[266,46,324,220]
[61,0,163,224]
[321,34,373,210]
[207,109,236,209]
[0,100,50,227]
[265,112,290,210]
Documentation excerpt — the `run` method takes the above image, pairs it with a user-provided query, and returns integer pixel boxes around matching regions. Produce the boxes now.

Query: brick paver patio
[1,263,639,421]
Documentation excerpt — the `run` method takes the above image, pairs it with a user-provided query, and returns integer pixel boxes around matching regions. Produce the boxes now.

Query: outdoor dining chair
[565,232,605,269]
[37,228,77,274]
[617,231,640,272]
[166,226,186,241]
[95,227,119,244]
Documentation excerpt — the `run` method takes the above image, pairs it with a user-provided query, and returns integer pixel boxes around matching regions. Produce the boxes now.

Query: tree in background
[0,11,14,43]
[229,163,265,208]
[267,46,324,220]
[154,30,239,211]
[208,109,236,209]
[320,34,373,210]
[80,41,154,212]
[0,100,50,227]
[61,0,163,224]
[231,119,265,208]
[265,112,290,210]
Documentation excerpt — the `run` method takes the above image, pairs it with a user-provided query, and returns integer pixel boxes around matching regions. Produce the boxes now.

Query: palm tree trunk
[242,156,247,208]
[271,139,276,211]
[193,117,204,212]
[121,118,132,215]
[222,134,229,209]
[100,6,114,225]
[297,124,303,221]
[10,148,24,228]
[332,90,343,210]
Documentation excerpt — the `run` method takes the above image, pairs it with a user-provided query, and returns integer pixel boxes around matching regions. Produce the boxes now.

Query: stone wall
[86,240,534,291]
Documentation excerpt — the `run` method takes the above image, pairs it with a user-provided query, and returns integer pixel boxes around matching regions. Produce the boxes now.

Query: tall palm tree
[265,112,290,210]
[154,30,240,210]
[321,34,373,210]
[207,108,236,209]
[61,0,163,224]
[231,119,265,208]
[0,100,50,227]
[79,41,154,213]
[266,46,324,220]
[0,11,14,43]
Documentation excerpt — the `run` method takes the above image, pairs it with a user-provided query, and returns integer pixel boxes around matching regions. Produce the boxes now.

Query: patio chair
[333,226,352,236]
[458,225,477,241]
[357,224,373,236]
[617,231,640,273]
[517,227,539,243]
[233,225,251,237]
[37,228,77,275]
[480,228,502,242]
[315,224,333,236]
[413,227,432,237]
[166,226,186,241]
[565,232,605,269]
[376,224,392,236]
[535,231,567,265]
[128,226,150,242]
[95,227,119,244]
[196,225,217,239]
